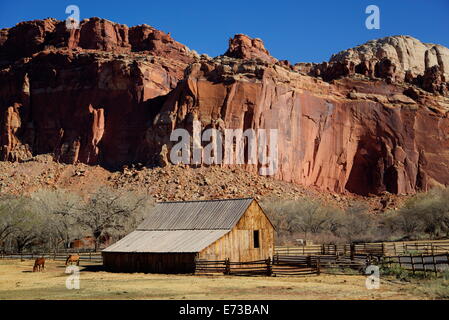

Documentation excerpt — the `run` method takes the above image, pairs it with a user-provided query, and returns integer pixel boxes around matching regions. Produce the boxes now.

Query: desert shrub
[263,187,449,245]
[387,187,449,240]
[261,198,379,244]
[380,263,412,281]
[261,198,342,244]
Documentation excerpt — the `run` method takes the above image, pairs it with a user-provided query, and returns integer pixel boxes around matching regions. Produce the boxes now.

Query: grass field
[0,259,442,300]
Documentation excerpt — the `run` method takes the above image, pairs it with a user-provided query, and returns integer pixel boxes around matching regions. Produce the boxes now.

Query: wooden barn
[102,198,275,273]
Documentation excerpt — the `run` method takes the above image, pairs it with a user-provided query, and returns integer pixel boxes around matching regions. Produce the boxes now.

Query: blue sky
[0,0,448,63]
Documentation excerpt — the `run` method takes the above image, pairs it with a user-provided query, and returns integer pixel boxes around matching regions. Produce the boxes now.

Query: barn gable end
[198,200,275,262]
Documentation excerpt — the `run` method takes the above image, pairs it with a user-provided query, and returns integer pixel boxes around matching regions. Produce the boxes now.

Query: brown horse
[65,254,80,266]
[33,257,45,272]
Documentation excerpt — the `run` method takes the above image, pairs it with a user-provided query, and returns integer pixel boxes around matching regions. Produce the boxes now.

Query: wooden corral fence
[0,251,103,263]
[195,258,320,277]
[273,254,372,275]
[275,244,330,256]
[382,253,449,275]
[194,260,227,274]
[275,240,449,257]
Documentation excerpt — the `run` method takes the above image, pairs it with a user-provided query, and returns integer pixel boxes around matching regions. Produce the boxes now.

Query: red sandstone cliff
[0,18,448,196]
[0,17,195,167]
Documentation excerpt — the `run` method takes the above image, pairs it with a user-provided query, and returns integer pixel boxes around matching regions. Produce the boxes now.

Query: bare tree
[291,199,338,238]
[0,196,24,245]
[261,198,342,244]
[76,187,154,251]
[31,189,84,251]
[336,203,374,243]
[0,196,46,252]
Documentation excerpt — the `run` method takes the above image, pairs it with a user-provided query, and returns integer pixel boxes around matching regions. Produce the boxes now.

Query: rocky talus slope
[0,18,448,197]
[0,155,404,212]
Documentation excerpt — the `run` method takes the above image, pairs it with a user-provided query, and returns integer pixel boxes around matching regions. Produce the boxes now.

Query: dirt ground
[0,259,433,300]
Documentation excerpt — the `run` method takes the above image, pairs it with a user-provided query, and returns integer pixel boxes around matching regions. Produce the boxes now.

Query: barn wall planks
[198,201,275,262]
[102,252,196,273]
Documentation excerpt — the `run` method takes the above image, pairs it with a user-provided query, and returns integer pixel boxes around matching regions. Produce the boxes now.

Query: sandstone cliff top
[330,35,449,79]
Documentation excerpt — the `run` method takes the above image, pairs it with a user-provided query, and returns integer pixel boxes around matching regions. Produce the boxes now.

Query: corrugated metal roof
[137,198,254,231]
[102,230,230,253]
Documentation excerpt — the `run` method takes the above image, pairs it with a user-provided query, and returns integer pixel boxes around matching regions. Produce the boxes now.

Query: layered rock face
[224,34,277,64]
[149,56,449,195]
[0,18,195,167]
[1,18,448,195]
[0,17,192,63]
[330,35,449,81]
[300,36,449,96]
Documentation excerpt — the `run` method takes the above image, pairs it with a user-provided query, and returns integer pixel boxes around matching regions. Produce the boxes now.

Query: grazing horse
[33,257,45,272]
[65,254,80,266]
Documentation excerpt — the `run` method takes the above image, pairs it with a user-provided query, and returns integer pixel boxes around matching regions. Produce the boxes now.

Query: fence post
[350,243,355,261]
[316,257,321,275]
[446,253,449,272]
[431,244,435,256]
[266,258,272,276]
[410,254,415,275]
[398,256,402,268]
[321,244,325,255]
[306,256,312,267]
[393,243,397,256]
[421,254,426,276]
[432,254,438,275]
[224,258,230,275]
[382,243,385,256]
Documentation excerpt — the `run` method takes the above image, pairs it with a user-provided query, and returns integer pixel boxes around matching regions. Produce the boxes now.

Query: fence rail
[3,239,449,276]
[275,240,449,257]
[382,253,449,275]
[274,254,371,275]
[195,258,320,277]
[0,251,103,263]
